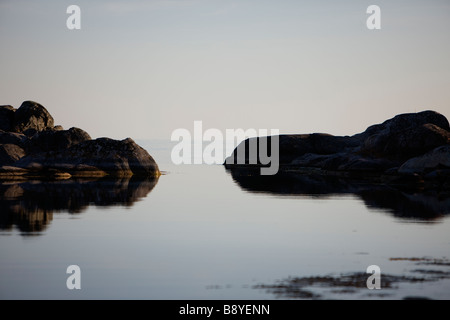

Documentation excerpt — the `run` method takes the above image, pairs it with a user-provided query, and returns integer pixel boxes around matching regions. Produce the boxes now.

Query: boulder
[0,101,160,178]
[65,137,160,176]
[0,105,15,131]
[225,134,360,166]
[12,101,54,133]
[29,127,91,153]
[357,110,450,140]
[288,152,397,172]
[337,155,397,172]
[0,144,26,165]
[360,111,450,160]
[16,137,160,177]
[224,110,450,183]
[398,145,450,174]
[0,131,29,148]
[362,123,450,161]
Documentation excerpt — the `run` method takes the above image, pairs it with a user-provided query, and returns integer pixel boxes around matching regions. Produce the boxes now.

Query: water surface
[1,140,449,299]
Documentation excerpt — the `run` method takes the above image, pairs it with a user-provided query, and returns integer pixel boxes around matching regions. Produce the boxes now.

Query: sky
[1,0,449,140]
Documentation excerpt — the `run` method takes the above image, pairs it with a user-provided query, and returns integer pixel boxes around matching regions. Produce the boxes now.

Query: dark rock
[16,137,160,177]
[290,152,346,168]
[12,101,54,133]
[384,167,400,175]
[29,127,91,153]
[0,101,160,178]
[22,128,38,137]
[67,138,160,176]
[337,155,397,172]
[0,144,26,165]
[278,134,359,157]
[362,123,450,161]
[358,110,449,160]
[424,169,450,180]
[0,130,29,148]
[0,105,15,131]
[399,145,450,174]
[225,134,360,166]
[225,110,450,182]
[289,152,396,172]
[356,110,450,141]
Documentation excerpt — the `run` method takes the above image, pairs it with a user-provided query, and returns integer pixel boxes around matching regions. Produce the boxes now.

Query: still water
[1,140,450,299]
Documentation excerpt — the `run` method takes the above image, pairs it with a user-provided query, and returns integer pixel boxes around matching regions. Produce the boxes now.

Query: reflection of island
[0,177,158,234]
[226,167,450,221]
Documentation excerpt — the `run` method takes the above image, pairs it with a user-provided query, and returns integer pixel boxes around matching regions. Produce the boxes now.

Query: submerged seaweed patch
[252,257,450,299]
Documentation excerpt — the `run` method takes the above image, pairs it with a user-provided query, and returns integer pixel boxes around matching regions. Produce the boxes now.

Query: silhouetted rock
[356,110,449,139]
[0,131,28,148]
[399,145,450,174]
[226,134,360,166]
[0,101,160,178]
[29,127,91,153]
[224,110,450,186]
[0,105,15,131]
[361,122,450,161]
[0,144,26,165]
[12,101,54,133]
[17,137,159,176]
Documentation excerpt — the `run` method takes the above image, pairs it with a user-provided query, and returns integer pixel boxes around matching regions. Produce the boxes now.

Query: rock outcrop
[398,145,450,174]
[0,144,26,165]
[0,105,15,131]
[12,101,55,135]
[0,101,160,179]
[224,110,450,188]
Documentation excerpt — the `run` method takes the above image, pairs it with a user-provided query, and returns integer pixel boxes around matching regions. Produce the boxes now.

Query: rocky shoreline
[224,110,450,189]
[0,101,160,179]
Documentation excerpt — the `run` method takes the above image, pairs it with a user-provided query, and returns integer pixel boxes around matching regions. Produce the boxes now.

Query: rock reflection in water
[0,177,158,234]
[226,167,450,221]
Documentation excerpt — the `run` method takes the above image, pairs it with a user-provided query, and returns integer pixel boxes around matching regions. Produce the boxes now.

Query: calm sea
[1,140,449,299]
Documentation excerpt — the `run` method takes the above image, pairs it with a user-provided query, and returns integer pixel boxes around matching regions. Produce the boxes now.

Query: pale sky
[1,0,449,140]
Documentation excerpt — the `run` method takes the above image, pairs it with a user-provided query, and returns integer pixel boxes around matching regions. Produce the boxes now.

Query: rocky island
[225,110,450,189]
[0,101,160,179]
